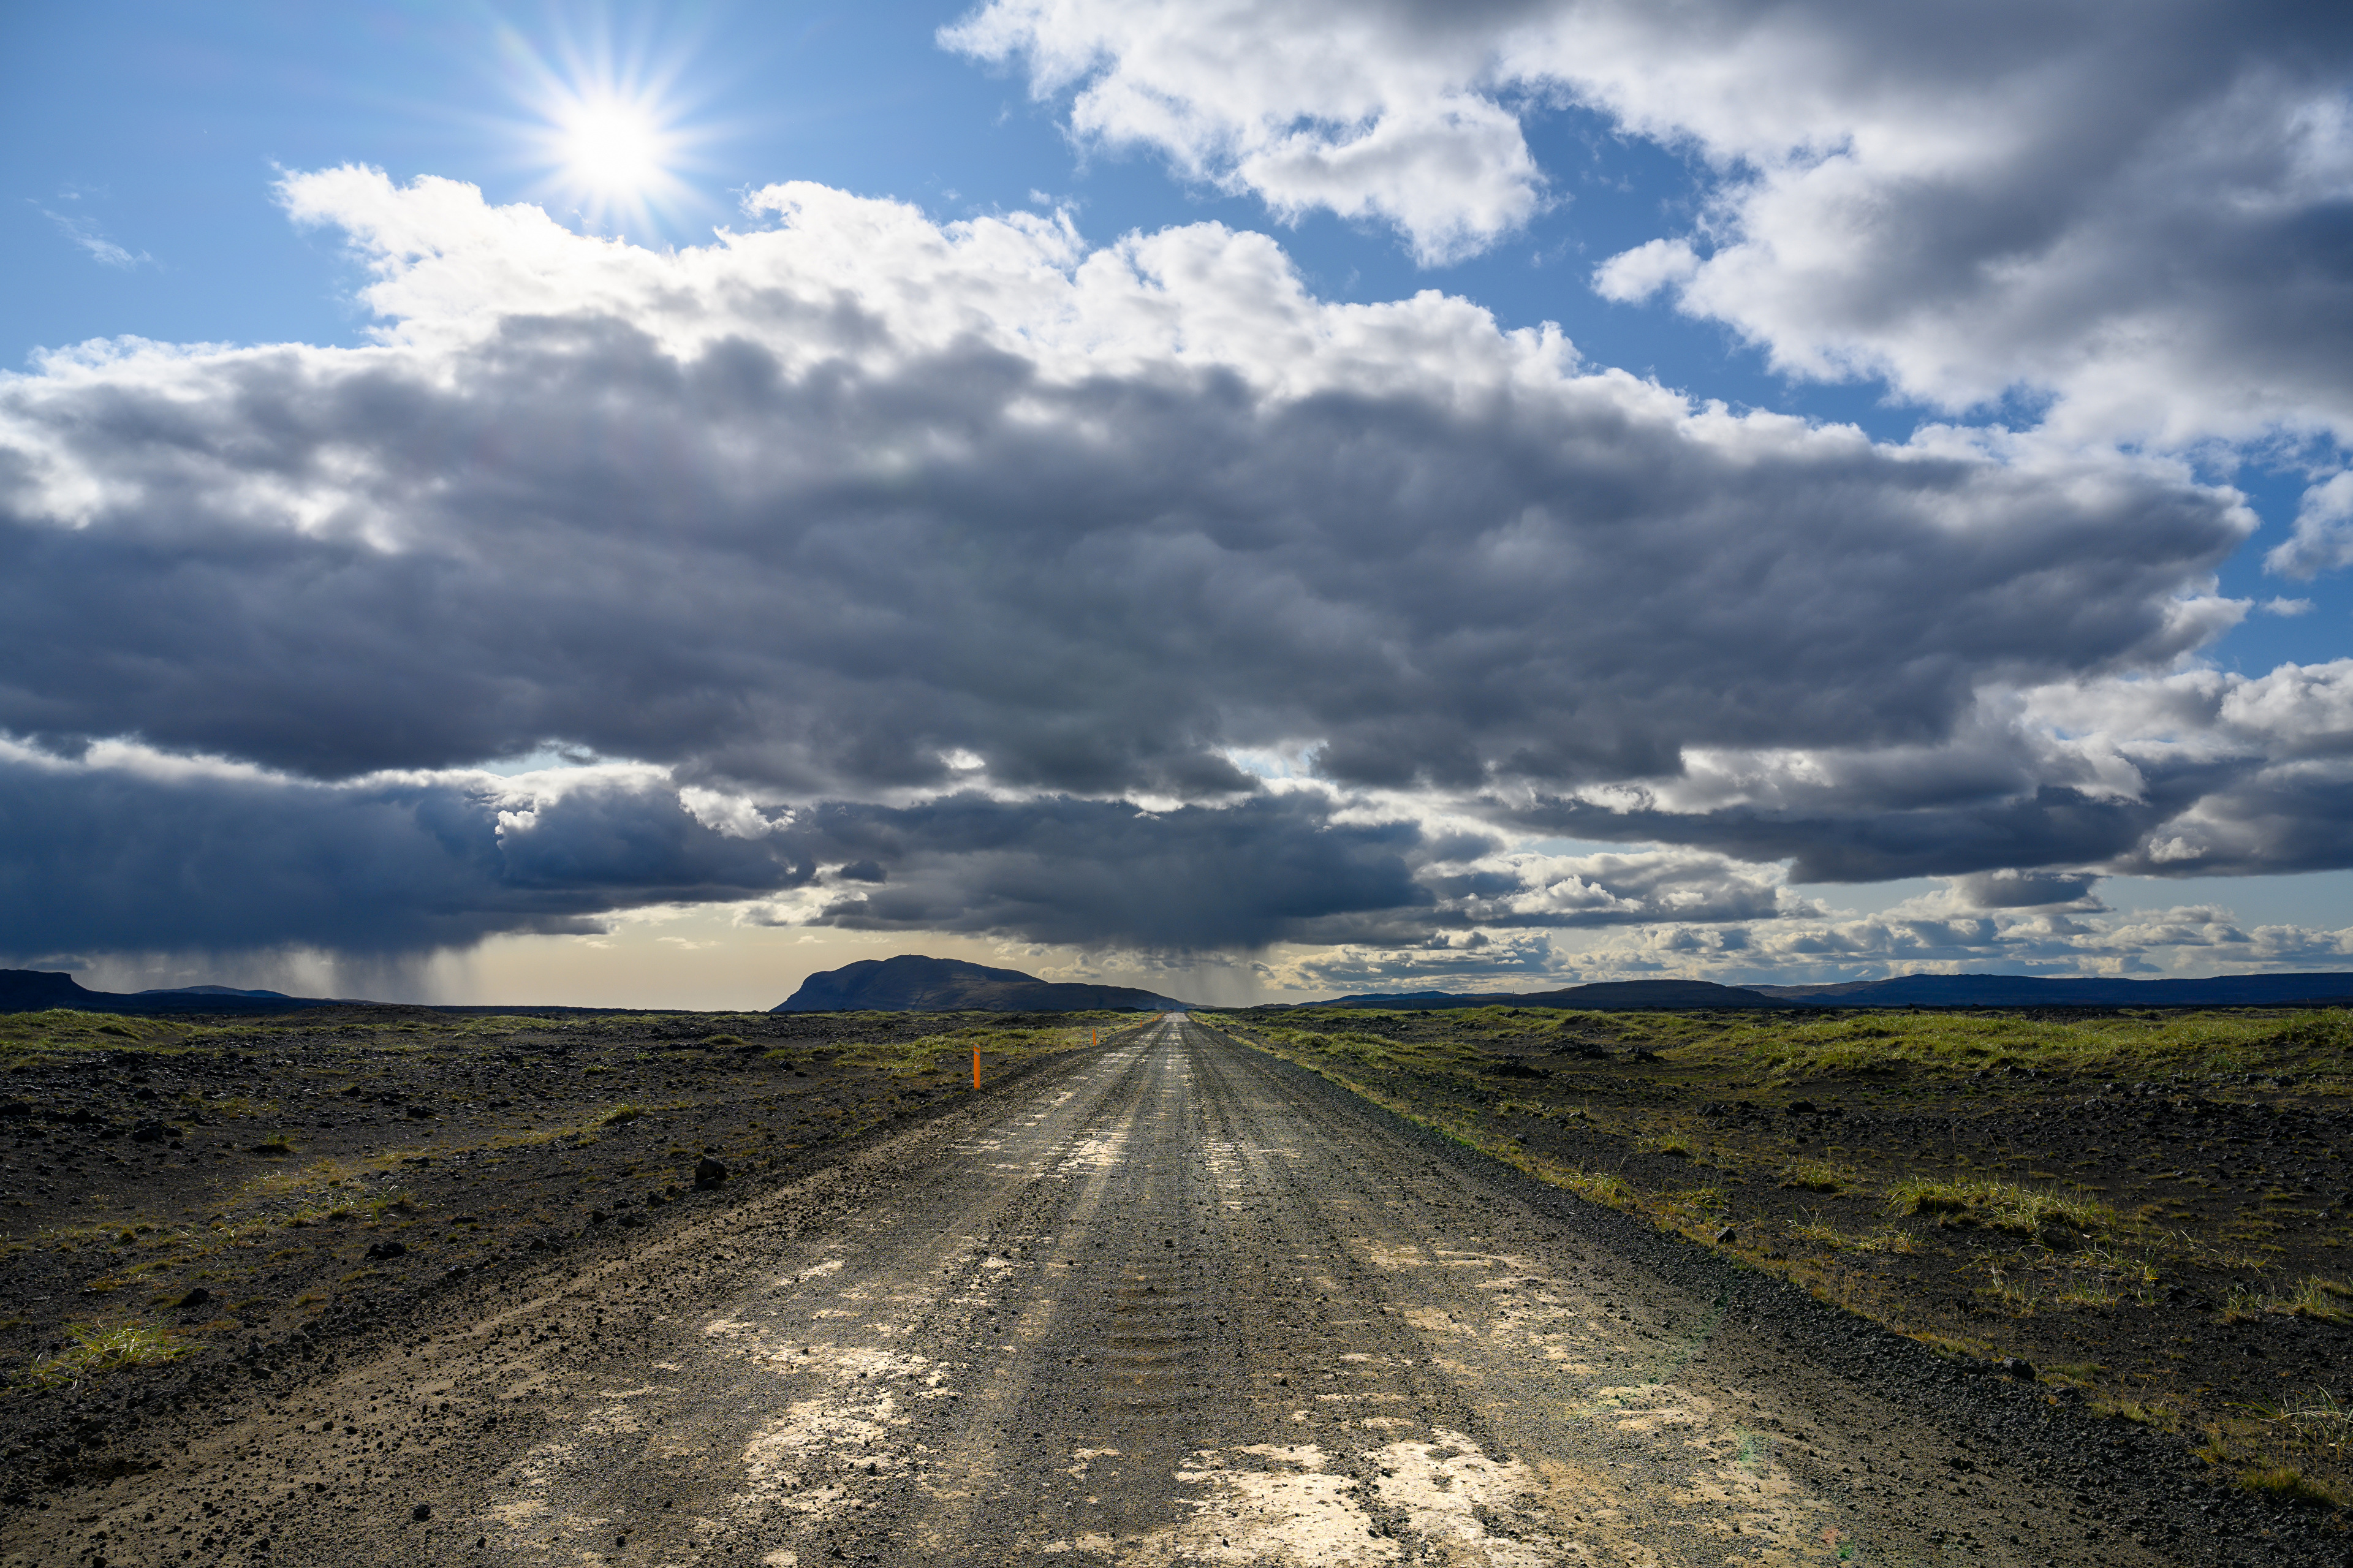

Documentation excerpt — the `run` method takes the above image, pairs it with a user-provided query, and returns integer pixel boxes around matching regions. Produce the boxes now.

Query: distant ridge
[1311,979,1796,1011]
[1746,972,2353,1008]
[0,969,339,1016]
[774,955,1191,1014]
[1302,971,2353,1011]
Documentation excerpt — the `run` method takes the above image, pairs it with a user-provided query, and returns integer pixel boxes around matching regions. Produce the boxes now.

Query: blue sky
[5,1,2352,1005]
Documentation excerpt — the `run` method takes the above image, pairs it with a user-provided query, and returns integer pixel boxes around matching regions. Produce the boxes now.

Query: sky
[4,1,2353,1009]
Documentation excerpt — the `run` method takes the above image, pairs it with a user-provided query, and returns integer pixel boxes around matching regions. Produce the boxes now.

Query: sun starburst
[502,20,708,239]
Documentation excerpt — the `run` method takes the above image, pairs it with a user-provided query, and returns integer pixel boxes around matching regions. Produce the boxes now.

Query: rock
[694,1156,729,1189]
[1786,1100,1817,1115]
[131,1121,169,1143]
[412,1502,432,1521]
[1713,1225,1737,1245]
[364,1241,408,1262]
[404,1104,433,1119]
[174,1287,211,1311]
[1998,1357,2036,1381]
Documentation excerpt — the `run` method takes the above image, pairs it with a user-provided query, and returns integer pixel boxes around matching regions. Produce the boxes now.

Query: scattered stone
[694,1156,728,1188]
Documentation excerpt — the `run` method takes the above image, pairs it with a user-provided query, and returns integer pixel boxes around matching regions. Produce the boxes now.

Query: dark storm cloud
[0,181,2247,801]
[780,792,1429,949]
[1498,781,2189,885]
[0,754,809,956]
[0,170,2325,963]
[0,747,1432,955]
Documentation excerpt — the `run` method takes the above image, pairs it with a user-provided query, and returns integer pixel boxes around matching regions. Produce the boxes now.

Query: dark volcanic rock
[694,1157,729,1188]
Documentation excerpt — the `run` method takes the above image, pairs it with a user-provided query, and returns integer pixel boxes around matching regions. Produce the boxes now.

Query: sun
[501,15,711,241]
[558,95,667,202]
[527,79,689,235]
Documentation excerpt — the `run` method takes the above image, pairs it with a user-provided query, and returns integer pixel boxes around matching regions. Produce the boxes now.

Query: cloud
[40,205,151,269]
[2267,471,2353,580]
[942,0,1546,263]
[763,789,1431,949]
[0,167,2334,974]
[0,741,809,957]
[949,2,2353,480]
[0,170,2249,804]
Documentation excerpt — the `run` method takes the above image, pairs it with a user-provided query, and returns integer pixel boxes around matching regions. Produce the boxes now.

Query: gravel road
[33,1017,2341,1566]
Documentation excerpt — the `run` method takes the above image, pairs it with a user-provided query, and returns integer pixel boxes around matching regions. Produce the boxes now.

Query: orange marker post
[972,1047,981,1089]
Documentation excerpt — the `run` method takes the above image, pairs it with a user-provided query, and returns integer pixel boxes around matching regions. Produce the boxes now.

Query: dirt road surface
[20,1017,2338,1566]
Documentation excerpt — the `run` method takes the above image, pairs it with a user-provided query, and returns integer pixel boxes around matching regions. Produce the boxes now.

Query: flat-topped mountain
[774,955,1191,1013]
[0,969,334,1015]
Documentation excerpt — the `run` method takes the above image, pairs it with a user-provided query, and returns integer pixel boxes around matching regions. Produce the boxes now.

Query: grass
[2238,1465,2347,1508]
[1885,1176,2116,1238]
[1778,1159,1851,1194]
[1788,1211,1917,1254]
[2222,1274,2353,1324]
[12,1322,192,1391]
[833,1017,1132,1080]
[595,1103,645,1127]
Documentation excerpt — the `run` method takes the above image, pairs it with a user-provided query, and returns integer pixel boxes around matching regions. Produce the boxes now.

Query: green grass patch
[2238,1464,2346,1508]
[1778,1159,1852,1194]
[1787,1211,1917,1254]
[13,1322,193,1391]
[1886,1176,2116,1238]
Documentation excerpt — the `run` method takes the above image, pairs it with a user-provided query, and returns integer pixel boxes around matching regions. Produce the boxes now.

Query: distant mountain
[0,969,336,1016]
[1746,972,2353,1007]
[1521,980,1802,1010]
[1309,979,1797,1011]
[774,955,1192,1013]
